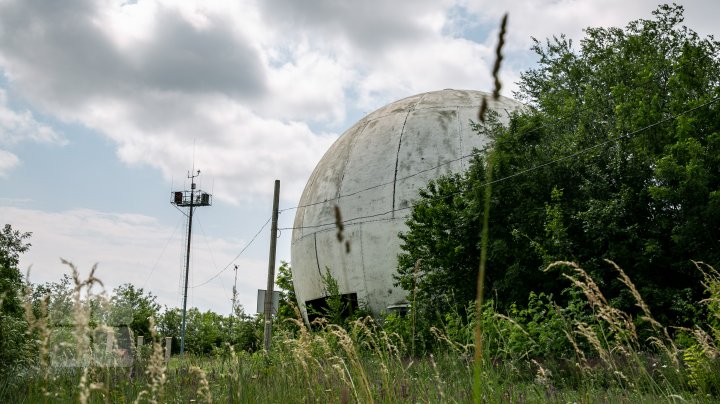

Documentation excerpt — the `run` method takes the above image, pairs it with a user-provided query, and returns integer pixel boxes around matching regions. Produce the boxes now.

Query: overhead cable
[191,217,271,288]
[284,96,719,233]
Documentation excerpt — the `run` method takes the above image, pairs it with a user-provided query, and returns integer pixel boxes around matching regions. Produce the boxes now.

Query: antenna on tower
[171,166,212,358]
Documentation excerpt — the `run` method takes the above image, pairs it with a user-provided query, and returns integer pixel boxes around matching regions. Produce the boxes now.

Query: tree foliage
[396,4,720,327]
[109,283,161,337]
[275,260,297,321]
[0,224,32,376]
[157,306,261,355]
[0,224,31,316]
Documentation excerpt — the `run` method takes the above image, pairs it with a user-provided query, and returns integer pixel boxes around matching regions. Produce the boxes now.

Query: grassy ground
[2,321,718,403]
[3,260,719,402]
[4,351,717,403]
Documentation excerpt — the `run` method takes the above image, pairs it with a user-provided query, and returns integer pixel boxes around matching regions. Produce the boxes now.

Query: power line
[283,96,719,233]
[191,217,271,288]
[142,218,183,289]
[484,96,720,188]
[279,208,411,231]
[278,146,491,214]
[276,76,673,215]
[287,215,411,244]
[197,220,232,302]
[184,96,719,273]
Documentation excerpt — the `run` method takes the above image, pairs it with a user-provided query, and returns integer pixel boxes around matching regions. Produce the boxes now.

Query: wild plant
[545,261,639,371]
[682,261,720,394]
[134,318,167,404]
[188,365,212,403]
[21,279,52,391]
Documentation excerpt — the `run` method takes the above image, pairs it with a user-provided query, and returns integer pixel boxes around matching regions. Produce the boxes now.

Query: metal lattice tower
[171,169,212,357]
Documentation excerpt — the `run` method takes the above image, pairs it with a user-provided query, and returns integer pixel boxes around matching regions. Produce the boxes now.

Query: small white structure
[291,89,522,321]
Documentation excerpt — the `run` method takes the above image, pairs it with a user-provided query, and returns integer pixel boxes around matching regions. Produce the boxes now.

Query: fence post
[137,336,144,359]
[165,337,172,362]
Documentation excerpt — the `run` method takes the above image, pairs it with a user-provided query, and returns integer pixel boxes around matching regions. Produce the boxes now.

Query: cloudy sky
[1,0,717,315]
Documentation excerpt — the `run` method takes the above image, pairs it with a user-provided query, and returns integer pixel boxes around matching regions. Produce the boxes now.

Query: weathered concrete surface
[291,89,523,321]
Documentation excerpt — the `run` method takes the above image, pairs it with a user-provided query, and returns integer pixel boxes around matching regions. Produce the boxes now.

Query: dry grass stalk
[478,13,508,123]
[575,322,611,366]
[327,324,374,403]
[226,345,242,400]
[65,260,100,368]
[283,315,350,397]
[531,359,553,388]
[549,261,638,349]
[563,329,590,370]
[332,358,358,401]
[547,261,608,308]
[334,204,344,242]
[606,259,679,362]
[690,261,720,364]
[647,335,680,367]
[22,279,52,386]
[351,316,396,362]
[430,326,471,354]
[78,366,107,404]
[333,204,351,253]
[134,317,167,404]
[348,316,405,399]
[23,263,116,399]
[691,326,718,359]
[382,330,404,361]
[473,13,509,404]
[430,354,446,401]
[63,260,110,402]
[694,261,720,309]
[607,260,657,326]
[494,313,533,339]
[189,365,213,403]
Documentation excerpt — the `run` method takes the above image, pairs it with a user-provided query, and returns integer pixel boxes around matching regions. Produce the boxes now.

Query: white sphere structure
[291,89,522,321]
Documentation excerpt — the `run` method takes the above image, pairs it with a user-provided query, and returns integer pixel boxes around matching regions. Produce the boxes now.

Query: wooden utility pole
[263,180,280,353]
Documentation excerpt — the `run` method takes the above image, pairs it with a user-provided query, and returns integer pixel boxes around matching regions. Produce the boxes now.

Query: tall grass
[3,258,719,402]
[474,12,508,403]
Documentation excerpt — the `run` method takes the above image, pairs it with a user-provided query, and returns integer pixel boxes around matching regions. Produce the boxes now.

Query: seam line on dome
[314,233,322,278]
[457,106,463,171]
[392,93,427,218]
[358,222,370,307]
[337,121,369,202]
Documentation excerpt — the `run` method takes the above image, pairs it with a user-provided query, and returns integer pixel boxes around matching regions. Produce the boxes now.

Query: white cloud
[0,89,65,146]
[3,206,267,313]
[0,0,336,202]
[257,0,496,110]
[0,86,66,176]
[261,45,352,125]
[2,0,715,204]
[0,148,19,176]
[459,0,720,55]
[354,36,495,110]
[59,87,338,202]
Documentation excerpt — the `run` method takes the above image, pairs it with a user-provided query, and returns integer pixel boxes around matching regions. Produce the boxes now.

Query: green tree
[32,274,74,327]
[157,306,261,355]
[0,224,31,316]
[109,284,161,337]
[0,224,32,376]
[396,4,720,327]
[275,260,297,321]
[396,175,480,322]
[157,306,181,353]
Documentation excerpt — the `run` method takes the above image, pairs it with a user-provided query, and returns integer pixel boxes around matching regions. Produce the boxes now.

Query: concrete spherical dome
[291,89,522,320]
